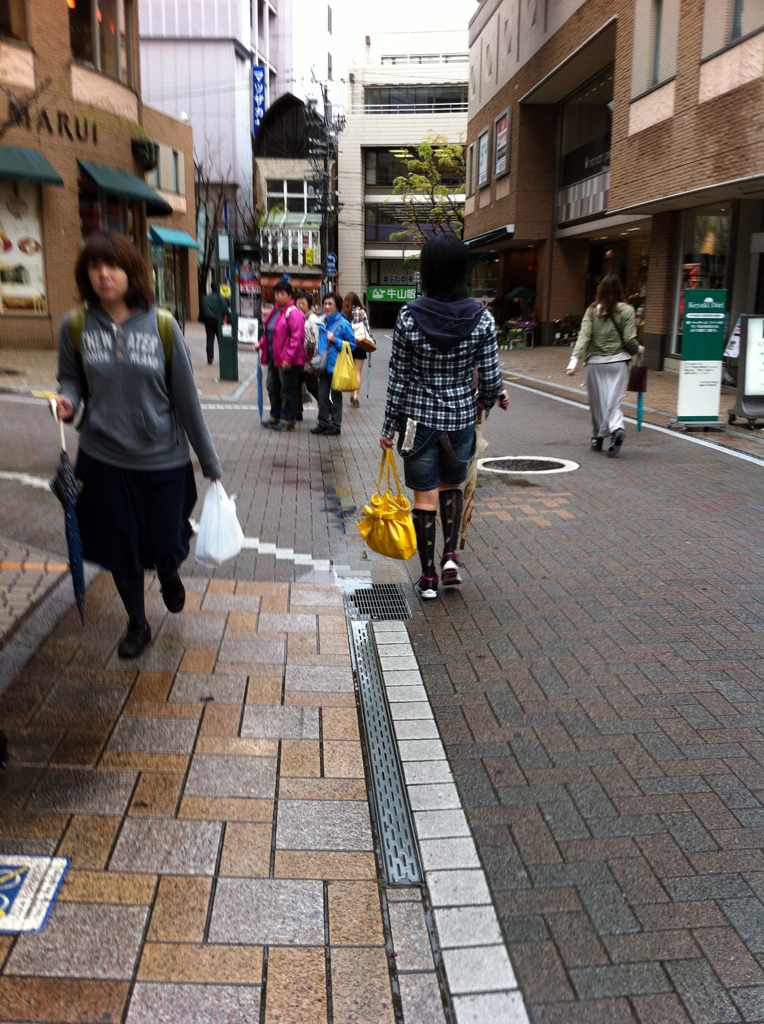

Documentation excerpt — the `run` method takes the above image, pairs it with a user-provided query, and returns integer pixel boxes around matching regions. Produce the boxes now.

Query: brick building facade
[465,0,764,368]
[0,0,197,351]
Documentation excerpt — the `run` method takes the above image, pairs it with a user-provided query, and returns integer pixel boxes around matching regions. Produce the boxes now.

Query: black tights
[112,572,146,627]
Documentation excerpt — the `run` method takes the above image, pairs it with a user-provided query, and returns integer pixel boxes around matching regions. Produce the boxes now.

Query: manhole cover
[479,456,579,475]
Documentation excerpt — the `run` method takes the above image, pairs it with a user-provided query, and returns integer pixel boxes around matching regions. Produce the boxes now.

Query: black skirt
[74,449,198,576]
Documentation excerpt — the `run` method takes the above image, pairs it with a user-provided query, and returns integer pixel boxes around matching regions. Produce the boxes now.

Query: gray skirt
[585,360,629,438]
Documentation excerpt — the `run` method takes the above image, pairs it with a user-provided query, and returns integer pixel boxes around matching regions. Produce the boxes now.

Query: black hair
[274,280,293,296]
[323,291,344,309]
[296,291,312,304]
[419,234,469,302]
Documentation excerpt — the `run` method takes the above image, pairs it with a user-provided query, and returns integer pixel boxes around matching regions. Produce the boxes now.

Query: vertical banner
[676,289,727,423]
[253,66,265,137]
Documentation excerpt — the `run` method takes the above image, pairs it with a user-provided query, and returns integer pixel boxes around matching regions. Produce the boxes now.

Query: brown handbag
[627,359,648,393]
[611,314,647,393]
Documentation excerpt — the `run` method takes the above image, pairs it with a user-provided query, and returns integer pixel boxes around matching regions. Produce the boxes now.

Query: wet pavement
[0,322,763,1023]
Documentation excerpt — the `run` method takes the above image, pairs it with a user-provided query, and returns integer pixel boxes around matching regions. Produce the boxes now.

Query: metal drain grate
[346,583,412,621]
[351,621,422,886]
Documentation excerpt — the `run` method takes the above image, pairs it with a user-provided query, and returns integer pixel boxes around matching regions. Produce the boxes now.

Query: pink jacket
[262,302,306,367]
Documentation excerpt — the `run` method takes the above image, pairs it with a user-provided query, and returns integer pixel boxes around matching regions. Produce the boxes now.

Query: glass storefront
[671,203,734,355]
[560,66,613,189]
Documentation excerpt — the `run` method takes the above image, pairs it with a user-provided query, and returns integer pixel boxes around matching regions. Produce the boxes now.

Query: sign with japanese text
[369,285,416,302]
[380,260,416,286]
[253,67,265,136]
[677,289,726,422]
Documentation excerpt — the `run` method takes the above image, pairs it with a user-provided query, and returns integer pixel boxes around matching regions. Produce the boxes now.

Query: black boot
[118,621,151,659]
[412,508,438,598]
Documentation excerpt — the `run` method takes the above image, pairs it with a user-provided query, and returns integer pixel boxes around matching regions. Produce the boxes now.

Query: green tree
[388,135,465,244]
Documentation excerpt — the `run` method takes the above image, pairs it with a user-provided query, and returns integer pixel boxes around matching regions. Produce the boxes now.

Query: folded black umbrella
[49,400,85,624]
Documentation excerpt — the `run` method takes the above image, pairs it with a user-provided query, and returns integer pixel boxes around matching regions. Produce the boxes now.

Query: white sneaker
[416,576,439,599]
[441,556,462,586]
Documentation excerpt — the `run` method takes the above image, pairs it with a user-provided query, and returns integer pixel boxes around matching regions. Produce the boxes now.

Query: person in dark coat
[201,279,227,365]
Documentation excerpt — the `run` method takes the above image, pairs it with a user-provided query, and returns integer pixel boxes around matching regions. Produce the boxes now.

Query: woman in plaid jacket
[380,235,509,599]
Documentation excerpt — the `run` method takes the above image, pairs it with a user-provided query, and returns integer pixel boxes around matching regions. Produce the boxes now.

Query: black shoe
[608,429,626,456]
[325,426,341,435]
[311,425,327,434]
[159,573,185,613]
[591,437,603,451]
[118,621,151,659]
[272,421,296,432]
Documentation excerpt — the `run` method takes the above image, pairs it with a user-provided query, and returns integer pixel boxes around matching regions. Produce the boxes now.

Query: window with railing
[69,0,134,85]
[364,204,455,242]
[363,84,467,113]
[0,0,26,43]
[380,53,468,65]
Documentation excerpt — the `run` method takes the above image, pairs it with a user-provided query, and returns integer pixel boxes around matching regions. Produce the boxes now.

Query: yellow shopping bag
[358,449,417,560]
[331,339,359,392]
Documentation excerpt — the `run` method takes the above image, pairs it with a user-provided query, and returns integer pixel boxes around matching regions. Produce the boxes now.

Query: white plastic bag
[195,481,244,567]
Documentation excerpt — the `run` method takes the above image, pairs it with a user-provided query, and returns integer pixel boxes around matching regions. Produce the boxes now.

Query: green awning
[0,147,63,185]
[149,225,198,248]
[78,158,172,215]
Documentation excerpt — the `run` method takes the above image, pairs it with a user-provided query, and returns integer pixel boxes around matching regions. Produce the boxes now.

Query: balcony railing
[356,102,468,115]
[259,227,321,268]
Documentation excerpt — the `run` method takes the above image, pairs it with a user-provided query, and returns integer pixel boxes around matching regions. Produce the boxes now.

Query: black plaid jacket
[382,305,503,438]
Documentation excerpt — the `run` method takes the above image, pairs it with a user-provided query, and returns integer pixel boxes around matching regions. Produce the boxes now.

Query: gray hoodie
[58,304,222,479]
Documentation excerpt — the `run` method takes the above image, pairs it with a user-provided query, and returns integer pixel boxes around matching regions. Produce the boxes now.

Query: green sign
[369,285,416,302]
[677,289,726,422]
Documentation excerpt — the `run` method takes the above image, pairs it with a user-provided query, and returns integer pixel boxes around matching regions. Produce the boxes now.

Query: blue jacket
[317,311,356,373]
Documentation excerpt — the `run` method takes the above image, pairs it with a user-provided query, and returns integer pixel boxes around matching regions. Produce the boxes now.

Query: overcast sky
[341,0,478,37]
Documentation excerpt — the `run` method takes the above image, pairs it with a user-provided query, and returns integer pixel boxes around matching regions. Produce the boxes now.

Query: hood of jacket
[406,296,486,352]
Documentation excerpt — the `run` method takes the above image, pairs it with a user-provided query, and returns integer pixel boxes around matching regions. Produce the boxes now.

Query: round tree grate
[479,456,579,475]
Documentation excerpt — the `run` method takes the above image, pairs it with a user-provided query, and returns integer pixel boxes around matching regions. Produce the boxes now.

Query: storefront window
[69,0,133,85]
[0,182,48,314]
[0,0,26,42]
[671,203,733,355]
[560,66,614,188]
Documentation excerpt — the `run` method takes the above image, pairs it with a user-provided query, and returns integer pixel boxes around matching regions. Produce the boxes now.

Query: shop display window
[0,0,26,42]
[69,0,134,85]
[559,66,613,188]
[0,182,47,314]
[670,203,733,355]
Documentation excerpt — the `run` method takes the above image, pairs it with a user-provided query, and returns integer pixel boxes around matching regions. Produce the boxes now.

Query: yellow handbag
[358,449,417,560]
[331,339,359,392]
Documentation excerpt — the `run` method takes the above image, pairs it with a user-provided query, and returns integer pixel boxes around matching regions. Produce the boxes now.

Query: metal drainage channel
[347,585,422,886]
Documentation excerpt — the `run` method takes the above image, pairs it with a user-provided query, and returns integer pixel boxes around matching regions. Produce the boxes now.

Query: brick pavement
[1,324,764,1023]
[406,381,764,1023]
[0,573,449,1023]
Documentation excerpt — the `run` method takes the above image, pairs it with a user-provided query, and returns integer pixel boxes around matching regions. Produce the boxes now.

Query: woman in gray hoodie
[380,234,509,599]
[52,231,222,659]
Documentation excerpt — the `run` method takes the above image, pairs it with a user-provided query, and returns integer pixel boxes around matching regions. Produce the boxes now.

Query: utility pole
[306,80,344,299]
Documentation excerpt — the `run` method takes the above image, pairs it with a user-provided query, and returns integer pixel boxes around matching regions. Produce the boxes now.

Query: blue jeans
[398,423,476,492]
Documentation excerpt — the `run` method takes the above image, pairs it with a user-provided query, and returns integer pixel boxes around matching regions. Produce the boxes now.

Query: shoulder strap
[68,308,86,352]
[157,307,174,364]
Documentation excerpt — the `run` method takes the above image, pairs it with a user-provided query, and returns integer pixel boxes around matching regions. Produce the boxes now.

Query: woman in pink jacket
[259,281,306,431]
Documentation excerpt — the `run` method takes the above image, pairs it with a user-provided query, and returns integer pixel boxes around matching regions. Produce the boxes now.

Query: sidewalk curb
[0,562,100,697]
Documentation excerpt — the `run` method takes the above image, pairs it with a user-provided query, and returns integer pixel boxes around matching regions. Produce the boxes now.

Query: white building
[139,0,293,225]
[337,30,468,326]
